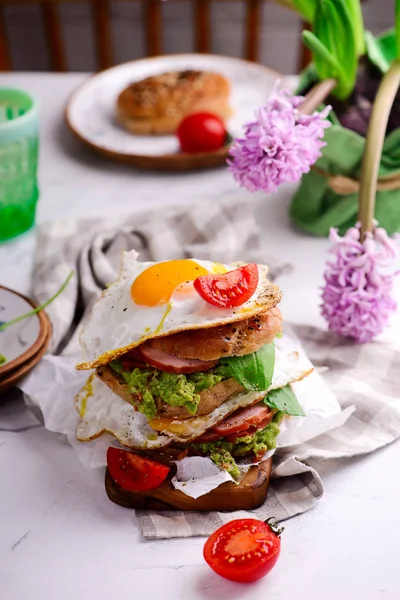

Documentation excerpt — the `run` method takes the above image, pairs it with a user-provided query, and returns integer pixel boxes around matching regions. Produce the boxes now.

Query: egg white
[77,251,281,370]
[75,348,312,447]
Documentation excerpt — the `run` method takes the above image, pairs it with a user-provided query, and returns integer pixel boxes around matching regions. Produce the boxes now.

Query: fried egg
[77,251,281,370]
[75,348,312,447]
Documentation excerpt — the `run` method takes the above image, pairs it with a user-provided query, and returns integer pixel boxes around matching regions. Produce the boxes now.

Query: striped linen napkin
[29,198,400,539]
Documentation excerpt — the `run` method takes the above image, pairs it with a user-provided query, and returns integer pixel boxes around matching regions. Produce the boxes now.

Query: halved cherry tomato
[204,518,283,583]
[177,112,226,153]
[193,264,259,308]
[213,403,271,436]
[107,447,170,492]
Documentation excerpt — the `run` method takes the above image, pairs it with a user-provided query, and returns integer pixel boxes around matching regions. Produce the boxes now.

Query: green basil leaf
[219,342,275,392]
[264,385,305,417]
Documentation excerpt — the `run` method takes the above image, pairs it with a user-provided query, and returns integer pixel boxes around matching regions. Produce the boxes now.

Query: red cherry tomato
[107,447,170,492]
[177,112,226,153]
[193,263,259,308]
[204,518,283,583]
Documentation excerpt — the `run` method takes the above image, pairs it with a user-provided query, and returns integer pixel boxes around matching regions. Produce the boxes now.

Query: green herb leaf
[0,271,74,332]
[264,385,305,417]
[219,342,275,392]
[0,354,7,366]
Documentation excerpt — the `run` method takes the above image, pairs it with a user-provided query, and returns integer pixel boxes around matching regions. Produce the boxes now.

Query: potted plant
[273,0,400,237]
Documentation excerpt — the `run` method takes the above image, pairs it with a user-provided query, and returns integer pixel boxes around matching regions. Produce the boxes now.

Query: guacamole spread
[190,413,283,480]
[110,360,225,419]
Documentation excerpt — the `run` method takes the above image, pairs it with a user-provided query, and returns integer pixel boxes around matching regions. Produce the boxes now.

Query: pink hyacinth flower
[321,225,399,343]
[228,84,331,193]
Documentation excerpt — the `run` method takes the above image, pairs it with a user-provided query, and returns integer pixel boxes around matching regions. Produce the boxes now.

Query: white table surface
[1,73,400,600]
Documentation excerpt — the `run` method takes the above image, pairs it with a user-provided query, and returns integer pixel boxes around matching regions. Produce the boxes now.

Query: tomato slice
[107,447,170,492]
[204,518,282,583]
[193,264,259,308]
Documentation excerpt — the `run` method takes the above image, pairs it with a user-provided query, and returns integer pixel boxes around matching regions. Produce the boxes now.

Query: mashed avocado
[190,413,283,480]
[110,360,225,419]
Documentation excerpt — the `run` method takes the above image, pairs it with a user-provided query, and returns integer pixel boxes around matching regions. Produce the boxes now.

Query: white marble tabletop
[1,73,400,600]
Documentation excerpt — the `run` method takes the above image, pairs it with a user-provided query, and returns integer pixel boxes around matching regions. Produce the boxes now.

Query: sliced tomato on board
[107,447,170,492]
[204,518,283,583]
[193,264,259,308]
[213,403,272,436]
[138,344,218,374]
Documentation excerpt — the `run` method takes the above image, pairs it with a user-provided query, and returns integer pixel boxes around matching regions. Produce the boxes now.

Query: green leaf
[366,28,397,73]
[365,31,391,73]
[302,31,344,80]
[315,1,338,60]
[264,385,305,417]
[292,0,317,23]
[302,0,358,100]
[396,0,400,59]
[319,0,357,99]
[219,342,275,392]
[0,354,6,366]
[344,0,366,56]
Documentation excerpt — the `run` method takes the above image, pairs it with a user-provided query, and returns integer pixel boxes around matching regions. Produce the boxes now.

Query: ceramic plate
[66,54,280,170]
[0,286,49,378]
[0,327,51,396]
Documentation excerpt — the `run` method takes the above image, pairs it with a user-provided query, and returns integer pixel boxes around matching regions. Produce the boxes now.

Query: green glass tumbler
[0,88,39,242]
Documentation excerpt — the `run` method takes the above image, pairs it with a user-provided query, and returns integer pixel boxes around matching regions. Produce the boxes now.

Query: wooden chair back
[0,0,309,72]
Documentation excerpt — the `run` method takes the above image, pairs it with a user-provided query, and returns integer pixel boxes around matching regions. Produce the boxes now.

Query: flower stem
[358,59,400,239]
[298,77,337,115]
[0,271,74,332]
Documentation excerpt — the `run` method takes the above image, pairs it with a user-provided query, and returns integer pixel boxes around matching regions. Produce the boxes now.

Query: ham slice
[213,403,272,436]
[138,343,218,374]
[195,403,274,443]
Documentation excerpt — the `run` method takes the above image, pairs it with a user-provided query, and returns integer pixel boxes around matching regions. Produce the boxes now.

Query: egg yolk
[131,259,210,306]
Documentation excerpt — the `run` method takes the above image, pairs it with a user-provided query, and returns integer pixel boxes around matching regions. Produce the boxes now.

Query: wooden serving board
[105,458,272,512]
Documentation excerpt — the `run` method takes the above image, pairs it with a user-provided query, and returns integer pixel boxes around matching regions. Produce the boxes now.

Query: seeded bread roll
[148,307,283,361]
[116,70,231,135]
